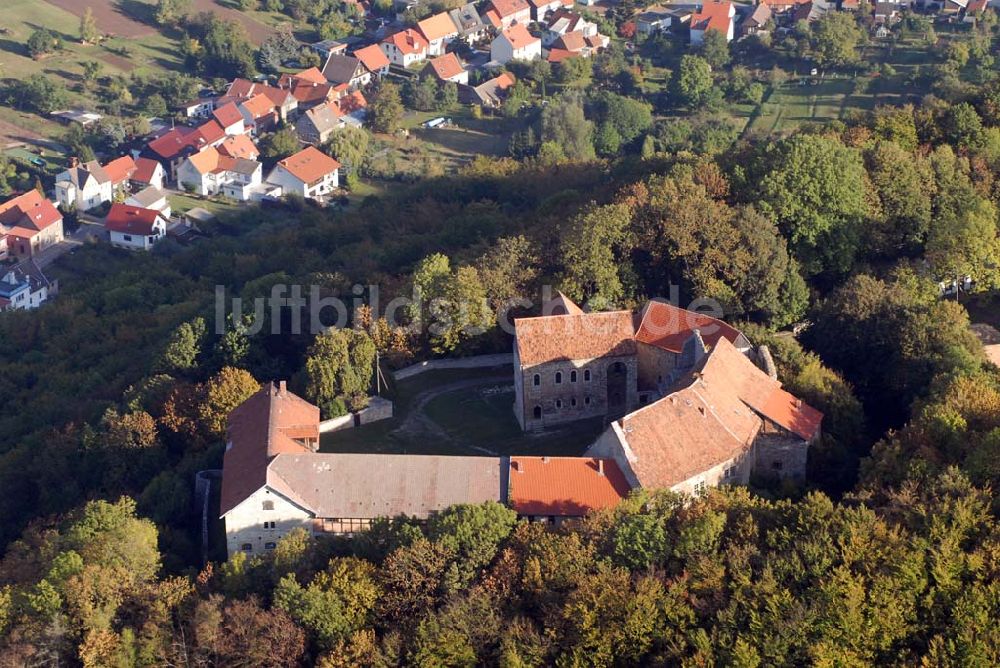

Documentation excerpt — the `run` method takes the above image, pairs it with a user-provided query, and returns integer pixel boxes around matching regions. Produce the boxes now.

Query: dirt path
[392,374,511,455]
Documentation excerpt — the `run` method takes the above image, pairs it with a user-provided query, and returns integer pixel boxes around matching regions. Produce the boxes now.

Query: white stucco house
[105,203,168,251]
[491,24,542,64]
[265,146,341,202]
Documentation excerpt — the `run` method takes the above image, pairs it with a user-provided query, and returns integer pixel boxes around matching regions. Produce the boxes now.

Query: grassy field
[168,193,241,216]
[320,366,606,458]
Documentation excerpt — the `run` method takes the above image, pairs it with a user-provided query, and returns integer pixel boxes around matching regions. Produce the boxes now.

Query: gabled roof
[499,23,539,49]
[132,157,163,184]
[0,191,62,234]
[635,300,745,354]
[744,3,772,26]
[302,103,343,135]
[241,93,276,121]
[449,3,486,34]
[490,0,531,18]
[332,90,367,115]
[185,147,260,176]
[289,67,328,84]
[543,290,584,316]
[104,203,165,236]
[614,338,822,490]
[322,53,366,85]
[418,12,460,41]
[383,28,429,55]
[220,382,316,516]
[148,126,199,160]
[212,102,244,128]
[126,186,167,209]
[266,453,505,518]
[515,311,636,366]
[197,119,226,145]
[218,134,259,160]
[426,52,465,80]
[274,146,341,185]
[691,0,733,33]
[103,156,136,185]
[354,43,391,72]
[509,457,630,516]
[553,30,587,52]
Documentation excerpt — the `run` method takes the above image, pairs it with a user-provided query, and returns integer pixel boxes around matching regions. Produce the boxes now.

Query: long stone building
[219,299,822,558]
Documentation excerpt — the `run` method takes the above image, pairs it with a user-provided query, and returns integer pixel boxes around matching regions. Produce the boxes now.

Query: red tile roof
[241,93,276,120]
[197,119,226,145]
[147,126,200,160]
[354,43,390,72]
[212,102,244,128]
[491,0,531,18]
[427,52,465,80]
[384,28,429,55]
[509,457,630,516]
[692,0,733,34]
[547,48,577,63]
[103,155,136,185]
[275,146,342,186]
[0,191,62,235]
[543,291,584,316]
[218,134,259,160]
[418,12,460,41]
[132,157,162,184]
[220,381,315,516]
[515,311,636,366]
[635,300,746,354]
[500,23,539,50]
[291,67,328,84]
[332,90,367,115]
[105,203,164,236]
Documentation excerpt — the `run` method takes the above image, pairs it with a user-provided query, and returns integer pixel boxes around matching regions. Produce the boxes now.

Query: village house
[0,191,64,259]
[125,186,171,219]
[354,44,391,79]
[739,3,772,37]
[508,456,630,524]
[492,23,543,64]
[278,68,338,111]
[635,6,674,35]
[543,9,602,46]
[0,260,55,311]
[459,72,517,108]
[238,93,281,137]
[104,203,167,251]
[297,91,369,145]
[221,79,298,122]
[449,3,490,43]
[485,0,533,28]
[211,102,248,136]
[381,28,430,67]
[54,155,134,211]
[424,52,469,84]
[417,12,461,56]
[321,53,373,90]
[144,119,229,182]
[177,147,262,199]
[130,157,166,192]
[177,98,215,119]
[690,0,736,44]
[217,134,260,162]
[266,146,341,202]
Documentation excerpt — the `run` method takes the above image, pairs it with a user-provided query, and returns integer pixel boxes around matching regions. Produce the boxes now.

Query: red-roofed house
[381,28,430,67]
[104,203,167,250]
[238,93,280,136]
[488,0,532,28]
[690,0,735,43]
[0,191,64,259]
[177,147,263,199]
[423,52,469,84]
[265,146,341,202]
[417,12,461,56]
[212,102,247,136]
[354,44,391,79]
[491,24,542,64]
[130,157,166,191]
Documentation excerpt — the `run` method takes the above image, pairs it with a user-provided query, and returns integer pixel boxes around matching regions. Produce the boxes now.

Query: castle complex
[220,297,821,557]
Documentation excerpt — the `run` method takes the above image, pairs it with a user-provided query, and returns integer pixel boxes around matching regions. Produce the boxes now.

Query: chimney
[598,459,605,476]
[796,398,802,408]
[278,380,287,395]
[542,456,550,463]
[70,157,79,168]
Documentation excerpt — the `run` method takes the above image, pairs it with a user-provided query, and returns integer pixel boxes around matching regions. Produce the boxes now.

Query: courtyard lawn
[168,193,240,216]
[320,366,606,458]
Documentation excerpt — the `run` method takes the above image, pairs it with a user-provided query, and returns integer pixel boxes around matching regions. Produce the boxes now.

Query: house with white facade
[491,24,542,64]
[417,12,461,56]
[0,191,64,259]
[381,29,430,67]
[0,260,55,311]
[125,186,171,219]
[105,203,167,251]
[265,146,341,202]
[690,0,736,44]
[177,147,262,199]
[53,155,134,211]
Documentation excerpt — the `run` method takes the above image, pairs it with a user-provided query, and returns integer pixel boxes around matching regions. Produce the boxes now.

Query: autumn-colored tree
[197,367,260,438]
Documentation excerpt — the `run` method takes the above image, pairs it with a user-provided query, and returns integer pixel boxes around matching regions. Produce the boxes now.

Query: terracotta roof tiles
[515,311,636,366]
[509,457,630,516]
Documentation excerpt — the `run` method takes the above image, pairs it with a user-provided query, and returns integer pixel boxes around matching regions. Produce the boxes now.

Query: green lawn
[168,193,240,216]
[320,366,606,458]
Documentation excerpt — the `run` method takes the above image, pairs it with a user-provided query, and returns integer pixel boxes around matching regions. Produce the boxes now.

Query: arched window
[555,372,562,384]
[571,397,577,407]
[585,395,591,405]
[555,399,563,409]
[241,543,252,552]
[533,405,542,419]
[570,370,577,383]
[533,374,540,386]
[584,369,591,381]
[262,500,274,511]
